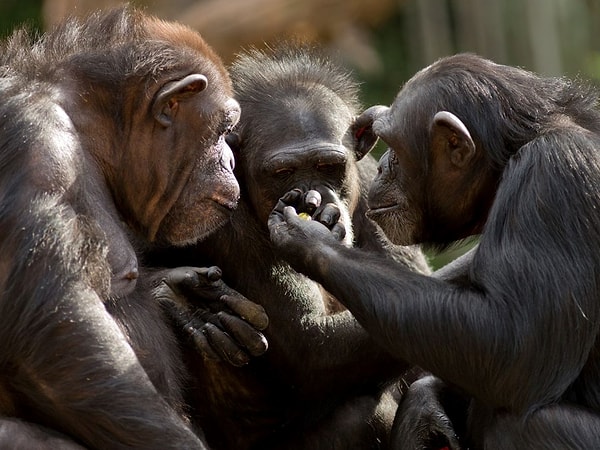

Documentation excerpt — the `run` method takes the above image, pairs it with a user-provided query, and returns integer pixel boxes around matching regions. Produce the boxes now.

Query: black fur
[268,53,600,448]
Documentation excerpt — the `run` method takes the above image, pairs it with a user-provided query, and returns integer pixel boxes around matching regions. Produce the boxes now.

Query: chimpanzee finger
[202,266,223,282]
[352,105,388,159]
[217,312,268,356]
[203,323,251,367]
[353,105,388,131]
[185,326,221,361]
[301,190,322,214]
[280,188,303,208]
[271,188,303,217]
[161,267,196,295]
[221,294,269,330]
[163,266,223,297]
[183,266,222,289]
[315,203,341,229]
[331,222,346,242]
[282,205,302,223]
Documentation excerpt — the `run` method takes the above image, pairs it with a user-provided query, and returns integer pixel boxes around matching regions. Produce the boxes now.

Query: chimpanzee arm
[432,246,476,282]
[269,133,600,414]
[0,196,204,449]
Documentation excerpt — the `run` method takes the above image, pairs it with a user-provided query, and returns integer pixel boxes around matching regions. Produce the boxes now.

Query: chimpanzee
[0,7,267,449]
[268,53,600,449]
[154,45,431,449]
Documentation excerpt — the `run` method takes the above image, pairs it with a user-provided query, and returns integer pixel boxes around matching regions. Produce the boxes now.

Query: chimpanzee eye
[274,167,295,177]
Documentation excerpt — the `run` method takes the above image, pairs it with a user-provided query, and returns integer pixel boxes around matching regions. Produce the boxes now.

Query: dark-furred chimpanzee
[0,7,267,449]
[268,53,600,449]
[154,45,431,449]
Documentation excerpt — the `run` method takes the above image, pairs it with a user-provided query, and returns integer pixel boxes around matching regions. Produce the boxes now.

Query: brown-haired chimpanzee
[0,7,267,449]
[152,45,431,449]
[268,53,600,449]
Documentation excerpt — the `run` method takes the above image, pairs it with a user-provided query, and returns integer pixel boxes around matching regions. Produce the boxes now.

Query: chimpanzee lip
[211,195,240,212]
[217,200,237,211]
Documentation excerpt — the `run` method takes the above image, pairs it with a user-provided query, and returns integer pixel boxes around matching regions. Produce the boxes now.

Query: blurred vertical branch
[400,0,592,78]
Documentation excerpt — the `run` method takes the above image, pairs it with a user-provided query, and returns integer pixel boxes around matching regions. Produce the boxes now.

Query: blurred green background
[0,0,43,36]
[3,0,599,268]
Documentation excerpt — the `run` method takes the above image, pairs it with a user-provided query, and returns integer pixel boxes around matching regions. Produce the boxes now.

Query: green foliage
[584,51,600,83]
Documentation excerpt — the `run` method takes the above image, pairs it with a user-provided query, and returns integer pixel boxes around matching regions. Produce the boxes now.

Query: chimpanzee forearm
[270,217,586,413]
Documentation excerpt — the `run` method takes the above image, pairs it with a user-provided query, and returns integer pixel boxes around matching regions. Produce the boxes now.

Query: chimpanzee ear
[152,74,208,127]
[349,105,388,161]
[432,111,476,168]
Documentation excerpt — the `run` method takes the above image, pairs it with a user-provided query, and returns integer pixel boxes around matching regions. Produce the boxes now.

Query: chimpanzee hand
[350,104,389,156]
[268,189,346,268]
[289,188,347,237]
[154,266,269,367]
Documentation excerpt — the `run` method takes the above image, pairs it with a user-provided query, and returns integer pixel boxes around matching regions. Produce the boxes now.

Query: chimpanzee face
[237,86,361,240]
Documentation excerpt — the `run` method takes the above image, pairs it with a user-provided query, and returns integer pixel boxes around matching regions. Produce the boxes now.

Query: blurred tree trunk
[404,0,453,69]
[453,0,507,64]
[402,0,574,76]
[525,0,562,75]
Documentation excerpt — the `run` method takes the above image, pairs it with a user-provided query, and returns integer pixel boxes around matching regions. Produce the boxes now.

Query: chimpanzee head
[226,45,377,244]
[361,54,547,247]
[62,9,241,246]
